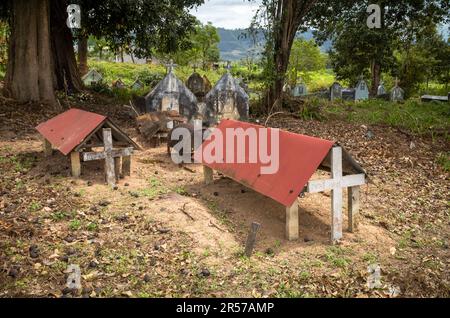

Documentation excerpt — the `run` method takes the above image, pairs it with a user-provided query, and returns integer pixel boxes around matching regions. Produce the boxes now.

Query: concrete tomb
[390,79,405,102]
[330,82,343,101]
[144,60,198,120]
[82,69,103,86]
[355,76,369,101]
[203,62,249,125]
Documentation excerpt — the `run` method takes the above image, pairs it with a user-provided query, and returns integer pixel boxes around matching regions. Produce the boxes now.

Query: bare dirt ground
[0,94,448,298]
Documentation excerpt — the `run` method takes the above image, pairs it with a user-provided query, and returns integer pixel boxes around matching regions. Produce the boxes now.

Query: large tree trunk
[50,0,83,93]
[4,0,82,103]
[78,35,89,76]
[5,0,55,104]
[268,0,318,110]
[371,60,381,96]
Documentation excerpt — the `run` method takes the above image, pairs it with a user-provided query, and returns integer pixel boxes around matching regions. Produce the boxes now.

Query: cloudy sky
[190,0,261,29]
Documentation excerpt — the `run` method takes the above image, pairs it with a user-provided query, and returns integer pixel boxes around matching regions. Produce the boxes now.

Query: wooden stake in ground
[245,222,261,257]
[203,166,214,185]
[43,138,52,157]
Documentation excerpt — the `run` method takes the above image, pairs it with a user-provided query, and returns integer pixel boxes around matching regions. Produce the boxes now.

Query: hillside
[217,28,332,61]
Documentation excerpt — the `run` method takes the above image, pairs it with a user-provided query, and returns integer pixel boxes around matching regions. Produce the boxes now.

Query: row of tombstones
[285,78,404,102]
[81,69,145,90]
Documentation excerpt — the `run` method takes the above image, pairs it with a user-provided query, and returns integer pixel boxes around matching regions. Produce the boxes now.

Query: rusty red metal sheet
[36,108,106,156]
[195,119,334,207]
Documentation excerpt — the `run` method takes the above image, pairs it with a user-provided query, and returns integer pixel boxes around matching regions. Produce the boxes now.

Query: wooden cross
[71,128,133,187]
[306,146,365,242]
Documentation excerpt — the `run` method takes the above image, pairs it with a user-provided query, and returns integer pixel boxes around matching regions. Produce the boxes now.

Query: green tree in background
[312,0,449,96]
[168,21,220,69]
[0,0,203,104]
[395,24,450,96]
[287,38,327,85]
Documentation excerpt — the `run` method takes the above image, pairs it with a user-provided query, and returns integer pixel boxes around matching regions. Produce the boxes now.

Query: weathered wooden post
[203,166,214,185]
[286,201,299,241]
[43,139,52,157]
[70,152,81,178]
[122,156,131,176]
[245,222,261,257]
[348,186,360,232]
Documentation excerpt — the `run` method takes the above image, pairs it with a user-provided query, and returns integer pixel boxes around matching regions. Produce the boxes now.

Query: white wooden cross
[72,128,133,187]
[306,146,365,242]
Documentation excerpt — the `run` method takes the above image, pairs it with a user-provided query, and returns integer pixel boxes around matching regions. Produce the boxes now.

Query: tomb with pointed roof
[144,60,198,120]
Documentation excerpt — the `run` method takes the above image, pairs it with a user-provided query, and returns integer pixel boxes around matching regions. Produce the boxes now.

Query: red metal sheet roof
[36,108,107,156]
[195,119,334,207]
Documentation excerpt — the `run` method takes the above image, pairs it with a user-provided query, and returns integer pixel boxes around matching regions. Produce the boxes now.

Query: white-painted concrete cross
[307,146,366,242]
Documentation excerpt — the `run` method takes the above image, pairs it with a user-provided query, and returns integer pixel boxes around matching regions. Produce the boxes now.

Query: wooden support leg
[122,156,131,176]
[43,139,52,157]
[114,157,121,180]
[348,186,360,233]
[203,166,213,185]
[286,201,299,241]
[70,152,81,178]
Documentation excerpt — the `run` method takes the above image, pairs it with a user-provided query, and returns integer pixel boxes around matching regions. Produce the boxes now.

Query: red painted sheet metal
[195,119,334,207]
[36,108,106,156]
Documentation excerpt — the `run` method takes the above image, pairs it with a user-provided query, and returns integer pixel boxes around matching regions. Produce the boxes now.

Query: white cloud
[190,0,261,29]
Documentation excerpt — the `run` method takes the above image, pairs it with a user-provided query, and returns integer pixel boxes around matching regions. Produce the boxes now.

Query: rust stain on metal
[195,119,334,207]
[36,108,107,156]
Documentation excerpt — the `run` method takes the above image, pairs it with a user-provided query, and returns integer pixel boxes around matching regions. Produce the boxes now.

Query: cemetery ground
[0,92,449,298]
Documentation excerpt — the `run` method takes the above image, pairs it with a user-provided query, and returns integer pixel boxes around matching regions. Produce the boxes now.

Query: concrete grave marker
[390,78,404,102]
[82,69,103,86]
[144,60,198,120]
[377,81,387,96]
[203,62,249,125]
[292,81,308,97]
[355,76,369,100]
[131,79,144,90]
[330,82,343,101]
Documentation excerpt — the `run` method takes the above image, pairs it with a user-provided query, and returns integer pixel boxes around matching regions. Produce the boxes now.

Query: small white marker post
[307,146,365,242]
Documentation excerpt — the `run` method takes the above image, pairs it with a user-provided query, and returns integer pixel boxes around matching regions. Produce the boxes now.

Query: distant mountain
[217,28,332,61]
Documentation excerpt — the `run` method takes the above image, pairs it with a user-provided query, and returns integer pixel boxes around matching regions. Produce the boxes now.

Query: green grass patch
[325,99,450,138]
[437,152,450,172]
[69,219,82,231]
